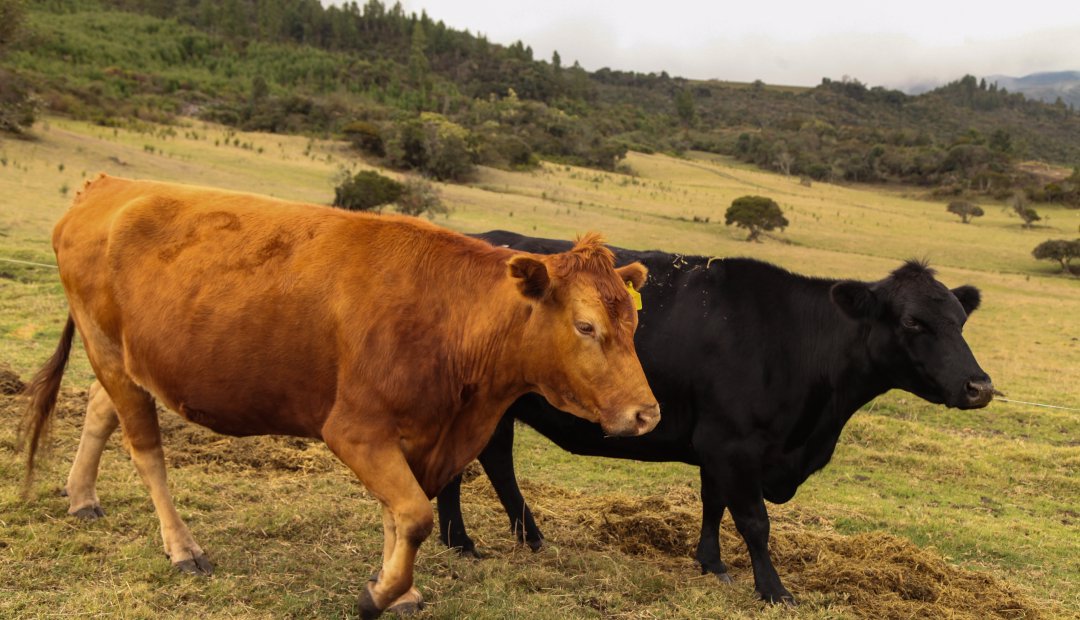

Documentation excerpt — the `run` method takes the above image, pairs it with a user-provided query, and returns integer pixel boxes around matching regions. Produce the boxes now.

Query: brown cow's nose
[634,402,661,435]
[965,379,994,408]
[602,402,660,437]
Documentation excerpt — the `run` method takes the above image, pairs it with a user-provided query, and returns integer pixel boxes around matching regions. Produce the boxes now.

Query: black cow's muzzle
[962,377,994,408]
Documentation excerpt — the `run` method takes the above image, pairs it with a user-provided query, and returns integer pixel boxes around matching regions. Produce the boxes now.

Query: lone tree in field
[1032,239,1080,274]
[1011,194,1041,228]
[947,200,984,224]
[725,195,788,242]
[333,170,403,212]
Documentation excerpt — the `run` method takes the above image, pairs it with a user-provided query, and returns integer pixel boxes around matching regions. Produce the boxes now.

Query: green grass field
[1,118,1077,619]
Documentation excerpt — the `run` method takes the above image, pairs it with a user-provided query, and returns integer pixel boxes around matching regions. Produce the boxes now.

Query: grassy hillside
[5,1,1080,195]
[0,119,1077,618]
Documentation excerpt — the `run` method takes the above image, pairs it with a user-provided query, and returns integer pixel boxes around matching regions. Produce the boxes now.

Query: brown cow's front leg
[64,381,119,520]
[323,420,433,620]
[102,374,211,575]
[379,507,424,615]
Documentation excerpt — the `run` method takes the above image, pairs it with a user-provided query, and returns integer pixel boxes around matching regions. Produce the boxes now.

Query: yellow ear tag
[626,281,643,311]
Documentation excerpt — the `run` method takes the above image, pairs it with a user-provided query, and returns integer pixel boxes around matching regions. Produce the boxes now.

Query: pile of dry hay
[0,364,25,395]
[461,472,1042,619]
[0,378,1043,619]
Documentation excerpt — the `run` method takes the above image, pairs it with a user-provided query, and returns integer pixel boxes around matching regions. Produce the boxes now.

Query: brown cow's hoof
[174,555,214,576]
[386,587,424,616]
[386,600,425,616]
[715,572,733,584]
[358,583,383,620]
[70,505,106,520]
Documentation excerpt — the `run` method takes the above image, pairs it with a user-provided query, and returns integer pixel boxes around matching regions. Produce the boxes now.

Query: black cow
[437,230,994,604]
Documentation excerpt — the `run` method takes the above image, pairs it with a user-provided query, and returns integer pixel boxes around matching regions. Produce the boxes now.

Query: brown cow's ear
[830,280,876,320]
[951,285,981,315]
[508,255,551,299]
[616,262,648,290]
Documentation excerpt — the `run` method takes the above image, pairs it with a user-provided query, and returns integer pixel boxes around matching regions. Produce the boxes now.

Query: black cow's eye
[901,316,923,332]
[575,321,596,337]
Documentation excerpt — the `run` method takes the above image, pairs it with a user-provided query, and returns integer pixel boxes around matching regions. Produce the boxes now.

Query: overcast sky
[397,0,1080,91]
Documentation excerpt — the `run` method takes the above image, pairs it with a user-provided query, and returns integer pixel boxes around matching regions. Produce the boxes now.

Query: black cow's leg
[726,488,793,605]
[477,416,544,551]
[436,474,479,557]
[695,468,732,582]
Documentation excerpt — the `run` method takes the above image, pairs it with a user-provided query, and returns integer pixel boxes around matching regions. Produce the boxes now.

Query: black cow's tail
[19,314,76,490]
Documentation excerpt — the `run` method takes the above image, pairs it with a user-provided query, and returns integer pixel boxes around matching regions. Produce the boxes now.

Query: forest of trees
[3,0,1080,198]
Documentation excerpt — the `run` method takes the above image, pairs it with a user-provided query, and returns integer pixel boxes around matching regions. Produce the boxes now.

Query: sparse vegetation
[1011,193,1041,228]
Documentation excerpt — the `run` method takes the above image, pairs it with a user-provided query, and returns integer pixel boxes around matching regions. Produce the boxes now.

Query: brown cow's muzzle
[602,402,660,437]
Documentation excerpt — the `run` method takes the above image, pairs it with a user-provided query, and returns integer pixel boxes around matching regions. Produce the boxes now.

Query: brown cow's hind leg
[103,374,212,575]
[323,419,432,620]
[64,381,119,520]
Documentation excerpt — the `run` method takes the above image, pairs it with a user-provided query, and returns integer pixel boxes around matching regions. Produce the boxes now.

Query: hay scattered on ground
[157,414,339,473]
[461,477,1042,619]
[1,385,1045,619]
[0,365,25,395]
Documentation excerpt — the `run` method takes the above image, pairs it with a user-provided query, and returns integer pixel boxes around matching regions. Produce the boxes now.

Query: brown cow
[21,175,659,618]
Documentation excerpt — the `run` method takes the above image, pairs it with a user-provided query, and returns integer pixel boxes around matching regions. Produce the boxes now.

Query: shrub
[394,175,447,219]
[385,113,475,182]
[0,68,37,135]
[1011,194,1040,228]
[342,120,385,157]
[332,170,403,212]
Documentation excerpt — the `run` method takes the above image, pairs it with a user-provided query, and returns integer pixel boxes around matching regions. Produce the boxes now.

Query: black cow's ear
[952,285,981,315]
[830,281,876,320]
[508,255,551,300]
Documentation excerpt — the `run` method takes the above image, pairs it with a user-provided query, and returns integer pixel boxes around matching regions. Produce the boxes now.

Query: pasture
[1,118,1077,618]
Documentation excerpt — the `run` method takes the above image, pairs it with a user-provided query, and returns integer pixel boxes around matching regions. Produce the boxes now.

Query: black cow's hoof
[526,537,543,552]
[715,572,733,584]
[70,505,106,520]
[458,546,483,559]
[760,591,797,607]
[358,583,383,620]
[174,555,214,576]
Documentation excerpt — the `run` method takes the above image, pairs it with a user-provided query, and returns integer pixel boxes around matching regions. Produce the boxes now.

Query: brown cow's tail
[19,314,77,488]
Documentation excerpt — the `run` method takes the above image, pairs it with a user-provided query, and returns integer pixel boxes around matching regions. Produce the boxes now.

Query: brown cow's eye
[575,321,596,337]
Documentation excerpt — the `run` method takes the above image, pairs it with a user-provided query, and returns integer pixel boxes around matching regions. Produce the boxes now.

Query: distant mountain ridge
[984,71,1080,108]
